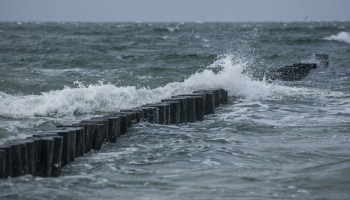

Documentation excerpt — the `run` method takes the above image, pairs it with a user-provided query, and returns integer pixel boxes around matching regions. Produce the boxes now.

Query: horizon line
[1,20,349,23]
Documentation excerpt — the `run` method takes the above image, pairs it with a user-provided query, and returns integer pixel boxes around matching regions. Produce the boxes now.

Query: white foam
[0,54,308,118]
[323,32,350,44]
[166,26,179,32]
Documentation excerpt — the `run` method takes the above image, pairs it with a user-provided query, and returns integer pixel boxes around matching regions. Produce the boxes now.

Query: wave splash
[323,32,350,44]
[0,54,304,118]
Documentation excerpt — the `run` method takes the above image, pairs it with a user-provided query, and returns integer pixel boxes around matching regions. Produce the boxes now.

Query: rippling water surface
[0,22,350,199]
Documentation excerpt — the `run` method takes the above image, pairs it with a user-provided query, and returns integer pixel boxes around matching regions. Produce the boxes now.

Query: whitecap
[323,32,350,44]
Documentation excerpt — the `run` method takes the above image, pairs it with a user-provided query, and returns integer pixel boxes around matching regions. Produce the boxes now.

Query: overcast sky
[0,0,349,22]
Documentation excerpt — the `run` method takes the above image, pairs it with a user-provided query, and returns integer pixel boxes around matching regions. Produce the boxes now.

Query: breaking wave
[0,54,306,118]
[323,32,350,44]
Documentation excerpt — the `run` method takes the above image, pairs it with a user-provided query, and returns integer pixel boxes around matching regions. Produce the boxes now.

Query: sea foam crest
[323,32,350,44]
[0,54,303,118]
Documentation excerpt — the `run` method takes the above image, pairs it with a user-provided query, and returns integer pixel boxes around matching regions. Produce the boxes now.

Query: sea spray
[323,32,350,44]
[0,54,309,118]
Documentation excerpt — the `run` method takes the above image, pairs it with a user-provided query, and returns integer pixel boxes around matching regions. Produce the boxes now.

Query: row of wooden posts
[0,88,228,179]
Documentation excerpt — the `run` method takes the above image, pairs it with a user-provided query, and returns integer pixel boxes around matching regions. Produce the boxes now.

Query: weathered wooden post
[9,143,23,177]
[121,109,144,123]
[0,145,12,178]
[208,89,221,107]
[82,124,95,153]
[21,139,35,176]
[79,121,105,150]
[101,115,120,143]
[161,99,181,124]
[170,97,188,124]
[144,104,167,124]
[66,129,76,163]
[0,150,6,178]
[173,96,196,123]
[73,127,85,157]
[48,136,63,177]
[28,136,55,177]
[219,88,228,104]
[18,142,28,175]
[137,106,158,123]
[192,94,205,121]
[136,107,150,122]
[176,94,205,121]
[193,91,215,115]
[39,137,54,177]
[26,137,41,176]
[85,118,109,143]
[48,130,70,167]
[150,103,171,125]
[35,134,64,177]
[106,113,129,135]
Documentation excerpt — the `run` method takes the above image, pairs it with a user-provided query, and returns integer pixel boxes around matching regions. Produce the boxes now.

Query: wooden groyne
[0,89,228,179]
[262,53,329,81]
[0,54,329,179]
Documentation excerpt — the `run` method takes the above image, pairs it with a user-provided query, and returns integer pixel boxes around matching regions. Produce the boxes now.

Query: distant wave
[323,32,350,44]
[153,26,180,33]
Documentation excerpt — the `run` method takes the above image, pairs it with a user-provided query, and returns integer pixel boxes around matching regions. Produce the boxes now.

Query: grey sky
[0,0,349,22]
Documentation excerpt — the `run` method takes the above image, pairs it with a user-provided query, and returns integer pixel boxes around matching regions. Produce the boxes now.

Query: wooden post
[79,121,105,150]
[66,129,76,163]
[220,89,228,104]
[144,104,167,124]
[9,143,22,177]
[106,114,128,135]
[0,150,6,178]
[49,136,63,177]
[0,145,12,178]
[151,107,159,124]
[161,99,181,124]
[79,124,95,153]
[176,94,205,121]
[173,96,196,123]
[50,130,70,167]
[121,109,144,123]
[205,88,228,104]
[194,96,205,121]
[18,142,28,175]
[213,89,222,107]
[26,137,41,176]
[94,124,104,150]
[193,91,215,115]
[53,128,78,163]
[101,116,120,143]
[14,139,35,175]
[136,107,150,122]
[56,125,86,157]
[138,107,158,123]
[170,97,188,124]
[115,112,133,128]
[85,118,109,143]
[39,138,54,177]
[21,139,35,176]
[32,135,62,177]
[72,127,85,157]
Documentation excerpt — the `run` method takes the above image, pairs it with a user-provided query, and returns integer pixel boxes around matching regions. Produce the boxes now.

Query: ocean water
[0,22,350,199]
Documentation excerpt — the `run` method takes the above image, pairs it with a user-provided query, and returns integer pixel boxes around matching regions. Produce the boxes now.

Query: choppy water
[1,22,350,199]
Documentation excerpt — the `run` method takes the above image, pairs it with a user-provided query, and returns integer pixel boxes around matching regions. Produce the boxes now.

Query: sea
[0,21,350,200]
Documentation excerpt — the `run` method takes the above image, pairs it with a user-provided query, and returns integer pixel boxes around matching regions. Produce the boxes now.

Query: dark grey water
[1,22,350,199]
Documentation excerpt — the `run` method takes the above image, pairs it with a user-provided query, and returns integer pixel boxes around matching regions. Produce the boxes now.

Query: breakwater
[0,89,228,178]
[0,54,330,179]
